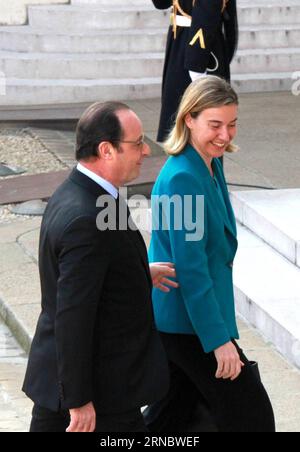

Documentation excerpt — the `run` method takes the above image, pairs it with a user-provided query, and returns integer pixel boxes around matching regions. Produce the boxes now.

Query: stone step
[237,1,300,26]
[28,5,170,31]
[71,0,149,4]
[232,48,300,74]
[234,222,300,369]
[0,72,294,108]
[0,51,164,79]
[75,0,300,7]
[0,48,299,80]
[27,3,300,31]
[0,77,162,106]
[239,24,300,51]
[0,27,167,54]
[71,0,298,4]
[0,0,298,107]
[231,189,300,268]
[0,24,299,54]
[232,71,295,93]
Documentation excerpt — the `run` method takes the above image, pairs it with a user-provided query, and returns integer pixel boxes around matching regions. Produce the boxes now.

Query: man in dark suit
[152,0,238,142]
[22,101,177,432]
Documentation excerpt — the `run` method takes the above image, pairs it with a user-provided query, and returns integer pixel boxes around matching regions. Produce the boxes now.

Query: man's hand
[214,342,245,381]
[149,262,179,293]
[66,401,96,432]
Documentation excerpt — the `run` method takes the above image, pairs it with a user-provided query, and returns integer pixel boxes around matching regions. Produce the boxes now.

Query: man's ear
[98,141,114,160]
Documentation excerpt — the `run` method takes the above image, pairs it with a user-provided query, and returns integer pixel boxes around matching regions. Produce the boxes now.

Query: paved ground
[0,320,31,432]
[0,217,300,432]
[130,92,300,191]
[1,91,300,193]
[0,90,300,432]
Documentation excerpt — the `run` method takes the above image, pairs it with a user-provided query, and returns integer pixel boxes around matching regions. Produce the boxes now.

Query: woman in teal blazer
[146,76,275,432]
[150,145,238,353]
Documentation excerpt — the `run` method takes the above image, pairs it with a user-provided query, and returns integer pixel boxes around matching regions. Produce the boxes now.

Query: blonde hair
[164,76,239,156]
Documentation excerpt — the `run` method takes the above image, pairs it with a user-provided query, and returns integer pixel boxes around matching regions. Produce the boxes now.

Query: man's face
[112,109,151,186]
[185,105,238,159]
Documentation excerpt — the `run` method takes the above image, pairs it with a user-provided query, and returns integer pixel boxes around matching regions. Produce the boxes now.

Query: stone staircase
[230,189,300,369]
[0,0,299,109]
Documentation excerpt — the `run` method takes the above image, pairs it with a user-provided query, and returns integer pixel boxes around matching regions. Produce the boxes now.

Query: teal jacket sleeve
[166,171,231,353]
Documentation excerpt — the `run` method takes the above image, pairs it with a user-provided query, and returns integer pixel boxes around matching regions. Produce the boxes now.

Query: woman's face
[185,104,238,159]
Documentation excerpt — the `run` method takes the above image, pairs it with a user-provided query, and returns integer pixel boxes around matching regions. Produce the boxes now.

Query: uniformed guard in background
[152,0,238,142]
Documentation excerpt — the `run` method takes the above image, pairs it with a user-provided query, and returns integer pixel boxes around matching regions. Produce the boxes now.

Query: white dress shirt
[77,163,118,199]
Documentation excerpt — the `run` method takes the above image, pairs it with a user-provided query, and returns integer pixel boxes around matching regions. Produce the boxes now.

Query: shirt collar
[77,163,118,199]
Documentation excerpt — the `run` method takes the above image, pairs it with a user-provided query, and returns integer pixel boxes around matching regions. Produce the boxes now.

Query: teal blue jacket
[149,145,239,353]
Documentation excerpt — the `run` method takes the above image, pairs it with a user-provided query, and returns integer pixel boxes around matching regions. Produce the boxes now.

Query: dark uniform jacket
[22,169,169,414]
[152,0,238,141]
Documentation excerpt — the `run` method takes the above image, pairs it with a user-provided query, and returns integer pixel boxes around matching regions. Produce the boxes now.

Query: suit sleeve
[166,172,231,353]
[55,216,110,410]
[185,0,224,72]
[152,0,172,9]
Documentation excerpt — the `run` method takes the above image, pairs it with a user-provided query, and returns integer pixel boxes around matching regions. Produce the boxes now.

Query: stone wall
[0,0,69,25]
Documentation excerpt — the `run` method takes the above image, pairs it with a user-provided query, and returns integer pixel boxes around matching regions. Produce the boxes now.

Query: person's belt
[171,14,192,28]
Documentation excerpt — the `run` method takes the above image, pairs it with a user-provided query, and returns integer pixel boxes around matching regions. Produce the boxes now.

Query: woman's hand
[149,262,179,293]
[214,342,245,381]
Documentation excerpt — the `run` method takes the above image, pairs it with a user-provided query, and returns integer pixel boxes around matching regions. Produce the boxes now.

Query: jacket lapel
[185,147,237,241]
[212,159,237,240]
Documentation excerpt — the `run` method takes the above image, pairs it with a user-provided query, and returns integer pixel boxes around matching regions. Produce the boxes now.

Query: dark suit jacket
[22,169,169,414]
